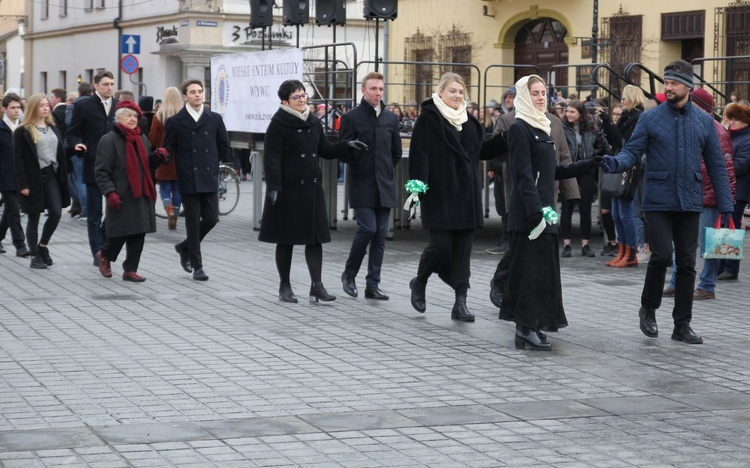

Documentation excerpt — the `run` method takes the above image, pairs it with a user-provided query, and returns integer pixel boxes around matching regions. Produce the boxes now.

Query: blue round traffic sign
[121,54,139,75]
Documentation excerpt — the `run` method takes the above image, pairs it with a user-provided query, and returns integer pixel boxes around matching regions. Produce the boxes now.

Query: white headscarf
[432,92,468,131]
[514,75,551,135]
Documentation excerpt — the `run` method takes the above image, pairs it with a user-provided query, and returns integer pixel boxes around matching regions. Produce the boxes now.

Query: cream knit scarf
[514,75,551,135]
[431,93,468,131]
[279,103,310,122]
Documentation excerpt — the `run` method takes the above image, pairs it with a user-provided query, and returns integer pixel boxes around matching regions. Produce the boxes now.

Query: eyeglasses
[289,93,308,101]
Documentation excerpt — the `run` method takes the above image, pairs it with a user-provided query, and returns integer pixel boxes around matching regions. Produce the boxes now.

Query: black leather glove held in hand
[348,140,368,152]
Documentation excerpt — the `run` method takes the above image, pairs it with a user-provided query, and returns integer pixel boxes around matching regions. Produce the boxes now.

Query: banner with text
[211,48,303,133]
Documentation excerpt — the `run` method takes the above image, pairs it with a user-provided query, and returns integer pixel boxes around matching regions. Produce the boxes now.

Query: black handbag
[600,166,637,199]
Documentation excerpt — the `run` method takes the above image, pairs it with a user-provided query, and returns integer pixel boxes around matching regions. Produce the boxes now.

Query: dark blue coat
[729,126,750,203]
[339,98,402,208]
[163,106,230,195]
[0,120,16,192]
[611,99,733,213]
[65,94,118,184]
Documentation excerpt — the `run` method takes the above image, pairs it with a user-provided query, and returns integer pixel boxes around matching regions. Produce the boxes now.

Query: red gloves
[106,192,122,210]
[152,147,170,163]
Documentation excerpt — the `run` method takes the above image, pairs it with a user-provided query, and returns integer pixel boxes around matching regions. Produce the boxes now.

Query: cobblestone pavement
[1,181,750,467]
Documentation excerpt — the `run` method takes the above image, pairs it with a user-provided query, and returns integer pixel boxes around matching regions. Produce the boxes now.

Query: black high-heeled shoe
[309,282,336,303]
[279,284,298,303]
[515,325,552,351]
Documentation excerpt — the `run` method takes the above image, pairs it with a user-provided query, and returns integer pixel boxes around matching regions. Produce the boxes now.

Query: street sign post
[121,54,139,75]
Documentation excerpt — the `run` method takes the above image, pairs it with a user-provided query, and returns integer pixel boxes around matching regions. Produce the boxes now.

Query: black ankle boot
[451,293,475,322]
[515,325,552,350]
[409,277,426,313]
[279,284,298,303]
[38,245,53,266]
[309,282,336,302]
[489,280,503,308]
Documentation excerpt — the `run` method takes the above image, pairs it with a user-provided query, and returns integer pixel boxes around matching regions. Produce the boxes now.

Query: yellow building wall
[385,0,724,106]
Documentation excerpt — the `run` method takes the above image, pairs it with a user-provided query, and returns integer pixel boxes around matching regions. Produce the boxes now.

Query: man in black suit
[66,71,118,263]
[339,72,403,300]
[163,79,230,281]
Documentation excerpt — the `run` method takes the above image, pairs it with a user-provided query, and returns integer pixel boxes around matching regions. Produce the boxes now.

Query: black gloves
[590,156,605,167]
[528,210,543,227]
[348,140,368,152]
[266,190,278,206]
[600,155,618,173]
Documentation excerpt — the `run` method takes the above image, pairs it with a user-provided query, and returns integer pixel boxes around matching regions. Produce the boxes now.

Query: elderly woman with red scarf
[95,100,169,281]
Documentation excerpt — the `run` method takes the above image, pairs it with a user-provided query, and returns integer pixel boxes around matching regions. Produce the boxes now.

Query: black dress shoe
[175,243,192,273]
[0,242,6,254]
[671,324,703,344]
[37,245,53,266]
[364,287,389,300]
[192,267,209,281]
[515,325,552,350]
[409,277,426,313]
[341,272,358,297]
[451,295,475,322]
[15,246,31,258]
[30,256,48,269]
[309,282,336,302]
[489,280,503,308]
[639,306,658,338]
[279,284,298,303]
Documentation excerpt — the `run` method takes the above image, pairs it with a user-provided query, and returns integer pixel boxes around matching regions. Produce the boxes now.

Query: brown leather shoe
[96,251,112,278]
[662,287,675,297]
[693,289,715,300]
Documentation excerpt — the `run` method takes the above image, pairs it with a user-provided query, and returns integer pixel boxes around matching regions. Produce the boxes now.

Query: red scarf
[117,123,156,200]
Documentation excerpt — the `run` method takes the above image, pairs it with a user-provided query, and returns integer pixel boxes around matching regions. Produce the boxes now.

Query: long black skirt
[499,232,568,331]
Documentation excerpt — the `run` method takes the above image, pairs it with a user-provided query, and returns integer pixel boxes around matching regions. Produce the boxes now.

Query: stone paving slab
[1,182,750,466]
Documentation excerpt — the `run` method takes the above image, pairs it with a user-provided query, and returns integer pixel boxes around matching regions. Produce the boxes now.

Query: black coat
[258,108,350,245]
[507,120,593,234]
[65,94,118,184]
[339,98,402,208]
[0,120,16,192]
[13,126,70,214]
[408,98,486,230]
[163,106,230,195]
[95,127,158,237]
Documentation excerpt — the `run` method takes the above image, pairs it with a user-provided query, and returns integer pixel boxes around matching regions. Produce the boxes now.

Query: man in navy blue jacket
[163,79,229,281]
[339,72,402,300]
[602,60,733,344]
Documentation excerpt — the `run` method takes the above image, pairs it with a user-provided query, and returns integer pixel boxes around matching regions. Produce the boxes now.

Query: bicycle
[155,164,240,218]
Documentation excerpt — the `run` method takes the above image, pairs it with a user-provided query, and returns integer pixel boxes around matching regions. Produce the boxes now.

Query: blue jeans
[669,207,720,294]
[72,156,87,215]
[159,180,182,212]
[344,207,391,289]
[611,197,637,248]
[86,183,105,258]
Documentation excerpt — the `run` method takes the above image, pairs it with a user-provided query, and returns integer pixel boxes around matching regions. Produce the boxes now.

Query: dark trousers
[86,182,105,258]
[718,200,748,276]
[276,243,323,284]
[0,191,26,248]
[26,168,63,255]
[493,174,509,243]
[102,233,145,272]
[344,207,391,288]
[417,228,474,295]
[177,192,219,269]
[559,172,596,240]
[642,211,700,327]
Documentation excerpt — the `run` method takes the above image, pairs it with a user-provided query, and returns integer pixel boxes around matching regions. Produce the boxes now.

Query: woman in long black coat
[408,72,505,322]
[13,93,69,269]
[500,75,602,351]
[259,79,365,303]
[95,100,169,282]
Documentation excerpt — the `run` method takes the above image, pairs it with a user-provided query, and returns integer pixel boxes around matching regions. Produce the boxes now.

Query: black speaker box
[315,0,346,25]
[250,0,273,28]
[284,0,310,26]
[364,0,397,20]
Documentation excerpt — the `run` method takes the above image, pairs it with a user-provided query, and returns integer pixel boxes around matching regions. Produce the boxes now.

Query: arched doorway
[514,18,569,90]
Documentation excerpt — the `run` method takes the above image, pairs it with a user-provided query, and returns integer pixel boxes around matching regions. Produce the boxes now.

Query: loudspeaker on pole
[315,0,346,25]
[284,0,310,26]
[250,0,273,28]
[363,0,397,20]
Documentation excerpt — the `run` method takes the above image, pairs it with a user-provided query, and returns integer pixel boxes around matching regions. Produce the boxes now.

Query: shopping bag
[703,217,745,260]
